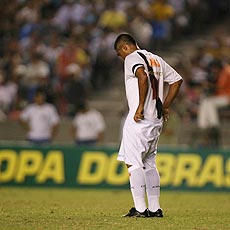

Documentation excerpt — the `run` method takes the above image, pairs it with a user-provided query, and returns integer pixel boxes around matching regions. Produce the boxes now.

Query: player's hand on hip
[134,107,144,122]
[163,108,169,122]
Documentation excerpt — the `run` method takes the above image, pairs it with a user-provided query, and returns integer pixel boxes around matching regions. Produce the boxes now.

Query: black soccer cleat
[148,208,163,217]
[122,207,149,217]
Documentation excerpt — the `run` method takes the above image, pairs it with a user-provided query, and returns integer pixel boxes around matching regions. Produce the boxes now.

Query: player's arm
[163,79,183,121]
[134,66,148,122]
[97,131,104,143]
[19,111,30,132]
[51,123,59,139]
[71,125,77,141]
[19,119,30,132]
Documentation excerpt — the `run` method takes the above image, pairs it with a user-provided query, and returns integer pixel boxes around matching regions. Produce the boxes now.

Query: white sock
[144,166,161,212]
[128,165,146,212]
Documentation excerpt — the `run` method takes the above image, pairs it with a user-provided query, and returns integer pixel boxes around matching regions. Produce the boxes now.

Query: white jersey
[124,49,182,120]
[118,49,182,166]
[72,109,106,141]
[20,103,60,139]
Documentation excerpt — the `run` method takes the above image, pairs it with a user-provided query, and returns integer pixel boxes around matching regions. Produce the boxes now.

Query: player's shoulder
[23,103,36,111]
[146,51,163,61]
[130,49,148,57]
[89,109,102,116]
[130,50,162,61]
[148,52,166,67]
[125,50,146,65]
[125,49,143,59]
[43,102,55,108]
[42,103,58,112]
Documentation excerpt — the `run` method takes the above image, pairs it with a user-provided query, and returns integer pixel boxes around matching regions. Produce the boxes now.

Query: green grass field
[0,187,229,230]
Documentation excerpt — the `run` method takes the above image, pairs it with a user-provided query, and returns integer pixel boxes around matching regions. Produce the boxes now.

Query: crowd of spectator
[177,26,230,147]
[0,0,229,147]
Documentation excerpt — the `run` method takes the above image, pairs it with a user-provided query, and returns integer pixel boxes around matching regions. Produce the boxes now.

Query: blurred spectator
[169,0,189,37]
[189,57,208,86]
[147,0,175,50]
[20,88,60,145]
[71,102,106,146]
[22,51,50,102]
[0,71,18,120]
[63,63,87,116]
[40,32,62,71]
[129,6,152,49]
[52,0,90,34]
[1,38,22,79]
[194,40,214,63]
[16,0,40,25]
[197,60,230,147]
[12,64,28,110]
[56,36,90,114]
[16,0,43,53]
[98,2,128,32]
[57,36,90,85]
[90,32,117,89]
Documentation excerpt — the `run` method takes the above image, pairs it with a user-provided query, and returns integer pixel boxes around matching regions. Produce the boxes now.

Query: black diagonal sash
[137,51,163,119]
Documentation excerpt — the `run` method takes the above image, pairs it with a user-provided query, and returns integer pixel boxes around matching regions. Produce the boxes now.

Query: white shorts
[117,115,163,168]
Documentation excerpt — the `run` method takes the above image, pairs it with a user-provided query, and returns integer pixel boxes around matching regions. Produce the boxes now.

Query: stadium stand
[0,0,229,148]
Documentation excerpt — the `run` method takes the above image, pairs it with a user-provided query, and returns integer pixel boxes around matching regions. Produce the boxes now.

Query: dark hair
[35,88,46,96]
[77,102,87,111]
[209,59,222,69]
[114,33,137,50]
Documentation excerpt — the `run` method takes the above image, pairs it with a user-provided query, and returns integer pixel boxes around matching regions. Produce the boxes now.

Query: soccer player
[114,33,183,217]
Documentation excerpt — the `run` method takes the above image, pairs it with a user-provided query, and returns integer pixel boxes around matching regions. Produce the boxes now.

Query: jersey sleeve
[49,106,60,125]
[94,111,106,133]
[159,56,182,84]
[20,107,30,121]
[125,52,145,76]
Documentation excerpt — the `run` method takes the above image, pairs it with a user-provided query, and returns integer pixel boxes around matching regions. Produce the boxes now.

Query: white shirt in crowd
[0,82,17,111]
[72,109,106,141]
[20,103,60,140]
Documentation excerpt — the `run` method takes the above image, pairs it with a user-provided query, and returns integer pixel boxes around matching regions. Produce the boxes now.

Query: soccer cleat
[148,208,163,217]
[122,207,148,217]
